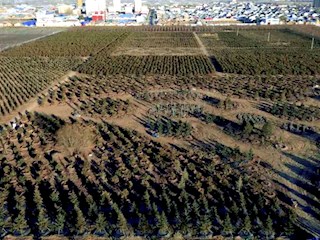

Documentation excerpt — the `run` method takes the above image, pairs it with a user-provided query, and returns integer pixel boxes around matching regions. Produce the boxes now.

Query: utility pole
[267,32,271,42]
[311,37,315,50]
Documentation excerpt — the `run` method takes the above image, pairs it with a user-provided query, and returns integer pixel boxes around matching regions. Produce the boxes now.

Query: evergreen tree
[230,201,239,218]
[158,211,170,236]
[37,208,51,235]
[243,121,253,136]
[12,210,30,236]
[283,220,295,237]
[53,210,65,234]
[116,210,130,236]
[75,206,87,235]
[199,214,212,237]
[223,214,234,236]
[143,190,151,211]
[264,215,274,239]
[262,121,273,139]
[243,215,252,232]
[94,213,108,235]
[246,148,254,161]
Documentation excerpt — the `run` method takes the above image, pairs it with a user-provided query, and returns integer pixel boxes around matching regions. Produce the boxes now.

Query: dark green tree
[223,214,234,236]
[262,121,273,139]
[53,210,65,234]
[243,121,253,136]
[264,215,274,239]
[93,213,108,236]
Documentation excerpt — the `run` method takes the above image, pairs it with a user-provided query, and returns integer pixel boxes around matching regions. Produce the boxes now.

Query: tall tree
[262,121,273,139]
[223,214,234,236]
[264,215,274,239]
[93,213,108,236]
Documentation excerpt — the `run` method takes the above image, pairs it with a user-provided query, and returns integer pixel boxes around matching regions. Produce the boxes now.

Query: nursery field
[0,26,319,239]
[0,28,65,52]
[199,27,320,75]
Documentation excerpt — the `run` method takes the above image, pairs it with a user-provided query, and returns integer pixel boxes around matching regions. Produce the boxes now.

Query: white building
[135,0,142,13]
[125,5,133,14]
[113,0,121,12]
[57,4,73,14]
[86,0,106,14]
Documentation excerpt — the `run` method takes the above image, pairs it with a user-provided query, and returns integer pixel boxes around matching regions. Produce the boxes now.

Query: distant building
[314,0,320,8]
[77,0,83,8]
[86,0,106,14]
[57,4,73,14]
[92,11,105,21]
[125,5,133,14]
[135,0,142,13]
[113,0,121,12]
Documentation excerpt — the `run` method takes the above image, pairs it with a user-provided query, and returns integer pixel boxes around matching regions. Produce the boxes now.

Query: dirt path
[0,71,78,124]
[193,32,210,56]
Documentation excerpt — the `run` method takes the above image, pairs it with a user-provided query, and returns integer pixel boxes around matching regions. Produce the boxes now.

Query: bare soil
[111,47,202,56]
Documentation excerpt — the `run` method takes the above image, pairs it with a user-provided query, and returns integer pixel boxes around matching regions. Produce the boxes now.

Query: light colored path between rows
[193,31,209,56]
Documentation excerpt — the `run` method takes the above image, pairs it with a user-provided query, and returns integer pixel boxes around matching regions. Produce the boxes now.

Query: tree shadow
[269,153,320,221]
[282,152,319,169]
[202,95,220,106]
[273,179,320,220]
[281,123,320,143]
[190,138,246,164]
[210,57,223,72]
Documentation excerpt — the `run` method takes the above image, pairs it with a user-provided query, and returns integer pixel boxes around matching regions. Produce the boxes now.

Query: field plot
[121,32,199,48]
[113,32,200,56]
[0,110,301,238]
[0,28,129,117]
[0,57,81,116]
[0,28,65,52]
[1,28,128,57]
[78,31,213,76]
[0,26,320,239]
[198,28,320,75]
[200,29,320,49]
[78,55,214,76]
[211,48,320,75]
[208,75,319,102]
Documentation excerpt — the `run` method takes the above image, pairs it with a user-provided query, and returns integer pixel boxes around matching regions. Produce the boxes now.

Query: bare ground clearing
[111,47,202,56]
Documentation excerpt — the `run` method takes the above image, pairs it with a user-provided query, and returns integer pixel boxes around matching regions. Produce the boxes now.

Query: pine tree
[116,210,130,236]
[12,209,30,236]
[37,208,51,235]
[283,208,296,237]
[262,121,273,139]
[246,148,254,161]
[94,213,108,235]
[158,211,170,236]
[12,194,30,236]
[243,121,253,136]
[223,214,233,236]
[54,210,65,234]
[264,215,274,239]
[143,190,151,211]
[75,206,87,235]
[199,214,212,236]
[243,215,252,232]
[230,202,239,217]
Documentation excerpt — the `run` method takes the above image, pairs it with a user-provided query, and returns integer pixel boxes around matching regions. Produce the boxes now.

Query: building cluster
[83,0,149,24]
[0,1,319,27]
[0,0,149,27]
[156,2,320,26]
